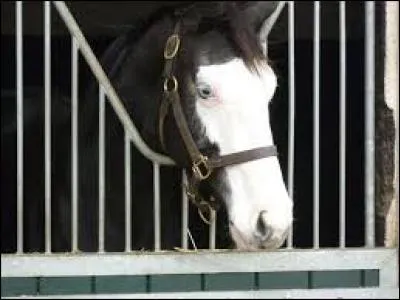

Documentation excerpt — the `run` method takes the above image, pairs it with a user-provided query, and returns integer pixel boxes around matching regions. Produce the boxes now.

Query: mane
[99,2,266,79]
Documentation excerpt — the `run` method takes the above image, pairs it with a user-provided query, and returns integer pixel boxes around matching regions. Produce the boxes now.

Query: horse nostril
[256,211,272,241]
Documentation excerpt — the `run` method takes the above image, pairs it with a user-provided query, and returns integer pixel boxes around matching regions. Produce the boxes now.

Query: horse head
[106,1,292,250]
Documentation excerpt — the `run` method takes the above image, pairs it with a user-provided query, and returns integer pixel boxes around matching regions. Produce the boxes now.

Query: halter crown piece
[159,12,278,224]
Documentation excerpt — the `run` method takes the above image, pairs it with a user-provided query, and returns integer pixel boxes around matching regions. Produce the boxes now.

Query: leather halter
[158,19,278,222]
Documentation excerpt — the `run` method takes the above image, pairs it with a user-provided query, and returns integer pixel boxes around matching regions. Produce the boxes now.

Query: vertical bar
[124,131,132,252]
[98,85,105,253]
[153,162,161,251]
[313,1,320,249]
[339,1,347,248]
[52,1,175,167]
[44,0,52,254]
[181,171,188,250]
[16,0,23,254]
[364,1,375,248]
[209,210,216,250]
[286,0,295,249]
[71,37,79,252]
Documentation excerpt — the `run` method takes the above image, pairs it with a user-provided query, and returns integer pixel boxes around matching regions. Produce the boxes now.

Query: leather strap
[158,93,171,152]
[208,146,277,169]
[169,90,204,164]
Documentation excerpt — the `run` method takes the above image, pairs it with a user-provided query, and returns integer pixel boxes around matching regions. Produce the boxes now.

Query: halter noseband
[159,18,278,222]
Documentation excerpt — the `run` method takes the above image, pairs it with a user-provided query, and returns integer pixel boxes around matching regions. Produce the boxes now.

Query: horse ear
[239,1,287,54]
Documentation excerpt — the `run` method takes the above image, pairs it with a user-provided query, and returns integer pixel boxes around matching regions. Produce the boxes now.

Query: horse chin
[229,224,288,251]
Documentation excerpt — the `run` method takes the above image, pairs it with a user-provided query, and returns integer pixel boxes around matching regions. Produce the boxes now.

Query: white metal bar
[16,0,24,254]
[339,1,347,249]
[52,1,175,166]
[209,210,216,250]
[259,1,287,56]
[364,1,376,248]
[259,1,287,39]
[44,0,52,254]
[124,132,132,252]
[10,288,398,299]
[2,248,397,277]
[153,162,161,251]
[313,1,320,249]
[286,0,295,249]
[181,171,188,250]
[71,37,79,253]
[98,86,106,253]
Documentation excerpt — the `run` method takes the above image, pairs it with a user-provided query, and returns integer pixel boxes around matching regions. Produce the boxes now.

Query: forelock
[177,2,267,72]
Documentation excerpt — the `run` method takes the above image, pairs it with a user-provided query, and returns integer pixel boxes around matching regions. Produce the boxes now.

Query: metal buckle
[164,34,180,59]
[192,155,212,180]
[163,76,178,93]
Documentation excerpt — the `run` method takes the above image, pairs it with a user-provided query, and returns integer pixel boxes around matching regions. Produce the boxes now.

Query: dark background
[1,1,375,250]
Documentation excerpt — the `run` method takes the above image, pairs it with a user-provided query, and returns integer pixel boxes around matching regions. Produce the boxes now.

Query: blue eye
[197,83,213,99]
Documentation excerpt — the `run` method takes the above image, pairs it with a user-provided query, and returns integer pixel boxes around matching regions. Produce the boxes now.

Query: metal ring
[197,200,216,226]
[164,76,178,93]
[164,34,180,59]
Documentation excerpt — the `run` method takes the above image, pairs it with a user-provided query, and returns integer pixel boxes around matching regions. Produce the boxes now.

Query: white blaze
[195,58,293,249]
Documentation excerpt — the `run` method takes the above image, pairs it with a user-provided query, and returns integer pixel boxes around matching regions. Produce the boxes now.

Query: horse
[1,1,292,253]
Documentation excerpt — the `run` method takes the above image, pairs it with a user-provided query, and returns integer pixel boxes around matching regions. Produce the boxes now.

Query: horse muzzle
[229,210,292,251]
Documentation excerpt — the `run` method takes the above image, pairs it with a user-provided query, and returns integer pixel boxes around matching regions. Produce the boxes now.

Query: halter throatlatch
[159,18,278,224]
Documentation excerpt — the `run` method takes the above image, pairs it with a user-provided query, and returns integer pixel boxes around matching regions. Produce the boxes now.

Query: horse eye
[197,83,213,99]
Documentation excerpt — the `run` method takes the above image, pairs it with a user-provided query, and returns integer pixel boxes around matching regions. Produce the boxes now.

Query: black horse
[1,1,292,253]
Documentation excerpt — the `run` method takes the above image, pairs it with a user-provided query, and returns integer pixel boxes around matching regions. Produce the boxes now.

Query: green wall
[2,270,379,297]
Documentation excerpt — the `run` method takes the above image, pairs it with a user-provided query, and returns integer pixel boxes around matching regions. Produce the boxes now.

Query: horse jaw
[195,58,293,250]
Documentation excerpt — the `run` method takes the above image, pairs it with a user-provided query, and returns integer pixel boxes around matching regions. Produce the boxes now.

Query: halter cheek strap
[159,19,278,221]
